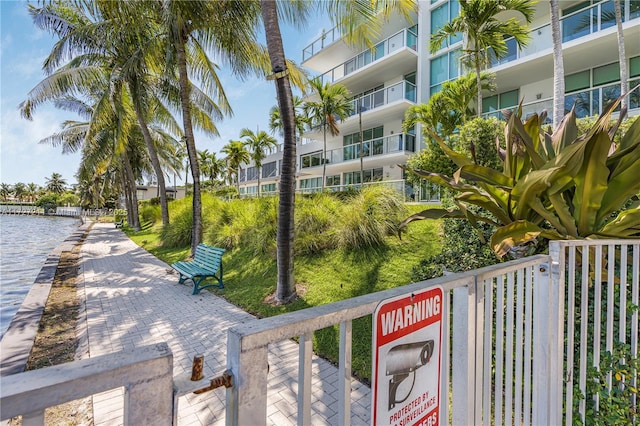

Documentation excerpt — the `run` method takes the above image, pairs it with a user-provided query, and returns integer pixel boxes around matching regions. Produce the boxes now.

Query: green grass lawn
[127,204,442,381]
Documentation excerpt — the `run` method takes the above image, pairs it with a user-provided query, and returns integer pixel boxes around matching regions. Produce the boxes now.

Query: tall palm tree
[198,149,214,182]
[430,0,535,117]
[240,127,278,197]
[304,79,353,190]
[45,173,67,194]
[221,140,250,196]
[261,0,418,303]
[614,0,628,110]
[22,2,175,227]
[269,95,309,139]
[550,0,565,129]
[26,183,39,203]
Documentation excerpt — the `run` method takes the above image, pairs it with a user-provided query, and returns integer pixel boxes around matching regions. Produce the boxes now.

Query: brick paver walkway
[79,223,371,425]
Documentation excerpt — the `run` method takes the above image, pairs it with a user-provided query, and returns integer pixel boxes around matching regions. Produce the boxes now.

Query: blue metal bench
[171,244,225,295]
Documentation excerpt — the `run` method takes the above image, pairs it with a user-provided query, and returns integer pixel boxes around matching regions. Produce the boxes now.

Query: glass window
[262,161,276,178]
[499,90,519,108]
[239,168,246,182]
[593,63,620,86]
[449,1,462,44]
[430,55,448,86]
[630,56,640,77]
[326,175,340,187]
[566,70,590,92]
[261,183,276,193]
[449,49,461,79]
[431,4,448,39]
[483,95,499,113]
[562,1,592,42]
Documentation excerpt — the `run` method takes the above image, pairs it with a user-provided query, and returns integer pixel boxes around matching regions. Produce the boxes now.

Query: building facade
[237,0,640,200]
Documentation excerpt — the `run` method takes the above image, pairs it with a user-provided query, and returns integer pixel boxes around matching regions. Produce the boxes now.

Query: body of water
[0,214,80,339]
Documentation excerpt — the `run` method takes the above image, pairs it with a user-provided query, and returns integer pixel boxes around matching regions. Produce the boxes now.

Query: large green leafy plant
[403,92,640,257]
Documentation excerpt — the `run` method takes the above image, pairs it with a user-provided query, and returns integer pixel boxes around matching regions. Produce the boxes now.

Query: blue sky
[0,1,330,187]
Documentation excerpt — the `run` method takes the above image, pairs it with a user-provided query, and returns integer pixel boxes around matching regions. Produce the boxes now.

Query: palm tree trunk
[123,153,141,231]
[550,0,565,129]
[257,168,261,198]
[131,94,170,227]
[475,60,483,118]
[322,125,327,191]
[359,103,364,188]
[614,0,628,110]
[175,31,203,256]
[262,0,296,303]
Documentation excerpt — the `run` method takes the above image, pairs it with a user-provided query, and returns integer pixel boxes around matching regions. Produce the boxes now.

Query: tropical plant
[26,183,39,203]
[430,0,535,116]
[269,95,309,140]
[240,127,278,197]
[12,183,27,202]
[403,71,495,137]
[221,140,250,196]
[304,79,353,190]
[402,93,640,258]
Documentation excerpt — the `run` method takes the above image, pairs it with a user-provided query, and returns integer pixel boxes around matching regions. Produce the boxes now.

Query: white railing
[226,255,555,425]
[350,80,417,117]
[0,344,174,425]
[319,27,417,86]
[303,26,344,62]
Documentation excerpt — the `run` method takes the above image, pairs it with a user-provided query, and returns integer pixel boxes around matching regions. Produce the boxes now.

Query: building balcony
[316,27,418,94]
[300,133,416,170]
[349,80,417,117]
[484,1,640,69]
[482,77,640,121]
[302,26,344,63]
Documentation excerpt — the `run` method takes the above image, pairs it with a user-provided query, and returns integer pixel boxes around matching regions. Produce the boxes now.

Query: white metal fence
[1,240,637,425]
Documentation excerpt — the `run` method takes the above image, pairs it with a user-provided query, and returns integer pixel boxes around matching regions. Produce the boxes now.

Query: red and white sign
[372,286,443,426]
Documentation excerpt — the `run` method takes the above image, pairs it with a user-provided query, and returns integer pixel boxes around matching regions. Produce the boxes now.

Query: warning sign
[371,286,443,426]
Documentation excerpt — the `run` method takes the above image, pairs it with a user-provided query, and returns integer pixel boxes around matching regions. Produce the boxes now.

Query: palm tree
[221,140,250,197]
[26,183,39,203]
[12,183,27,202]
[0,183,12,202]
[198,149,214,182]
[404,71,495,137]
[240,128,278,197]
[430,0,535,117]
[304,79,353,190]
[261,0,418,303]
[22,3,175,227]
[269,95,309,139]
[550,0,565,129]
[45,173,67,194]
[614,0,628,110]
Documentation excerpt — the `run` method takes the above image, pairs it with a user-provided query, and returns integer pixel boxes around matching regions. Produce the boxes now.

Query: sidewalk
[79,223,371,425]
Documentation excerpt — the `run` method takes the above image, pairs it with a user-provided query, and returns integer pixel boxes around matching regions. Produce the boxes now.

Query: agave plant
[402,90,640,258]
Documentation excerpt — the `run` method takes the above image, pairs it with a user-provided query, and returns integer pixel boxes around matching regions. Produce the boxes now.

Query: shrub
[140,203,161,224]
[294,193,341,255]
[160,198,193,248]
[335,185,406,251]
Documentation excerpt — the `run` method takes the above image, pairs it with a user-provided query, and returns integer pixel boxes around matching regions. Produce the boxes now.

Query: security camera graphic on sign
[386,340,435,410]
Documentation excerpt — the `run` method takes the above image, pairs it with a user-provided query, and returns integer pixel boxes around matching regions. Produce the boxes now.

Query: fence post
[532,260,563,425]
[548,243,565,424]
[226,328,268,426]
[452,283,476,425]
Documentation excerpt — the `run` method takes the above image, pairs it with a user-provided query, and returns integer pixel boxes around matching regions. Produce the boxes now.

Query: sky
[0,0,331,187]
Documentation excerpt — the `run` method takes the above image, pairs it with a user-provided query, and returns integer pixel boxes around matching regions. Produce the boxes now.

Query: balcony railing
[458,0,640,70]
[482,77,640,121]
[300,133,416,169]
[350,80,416,117]
[319,27,418,86]
[302,27,344,62]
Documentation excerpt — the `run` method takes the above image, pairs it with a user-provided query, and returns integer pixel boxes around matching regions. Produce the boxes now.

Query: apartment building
[237,0,640,200]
